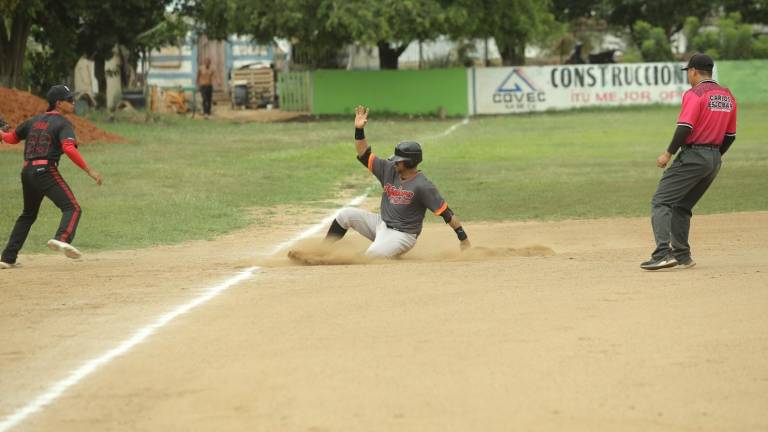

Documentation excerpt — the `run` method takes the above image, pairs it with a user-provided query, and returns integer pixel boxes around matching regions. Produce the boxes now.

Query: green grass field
[1,104,766,253]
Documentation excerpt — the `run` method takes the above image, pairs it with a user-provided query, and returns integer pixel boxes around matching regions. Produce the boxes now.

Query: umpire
[641,54,737,270]
[0,85,102,269]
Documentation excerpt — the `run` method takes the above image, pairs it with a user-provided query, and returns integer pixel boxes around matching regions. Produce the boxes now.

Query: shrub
[632,20,673,61]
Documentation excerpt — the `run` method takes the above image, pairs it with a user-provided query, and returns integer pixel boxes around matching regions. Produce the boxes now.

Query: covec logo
[493,68,546,107]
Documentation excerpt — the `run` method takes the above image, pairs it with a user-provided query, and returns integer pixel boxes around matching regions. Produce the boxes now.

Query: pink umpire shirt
[677,79,737,146]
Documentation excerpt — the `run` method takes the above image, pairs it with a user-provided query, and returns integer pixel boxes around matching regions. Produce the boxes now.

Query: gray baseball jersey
[365,153,448,235]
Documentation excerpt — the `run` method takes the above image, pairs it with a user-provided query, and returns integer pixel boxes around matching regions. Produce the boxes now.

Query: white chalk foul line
[0,118,465,431]
[0,267,256,432]
[0,192,371,432]
[267,191,370,256]
[419,117,470,142]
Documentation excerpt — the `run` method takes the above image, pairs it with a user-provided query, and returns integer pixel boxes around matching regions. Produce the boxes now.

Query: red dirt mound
[0,87,124,145]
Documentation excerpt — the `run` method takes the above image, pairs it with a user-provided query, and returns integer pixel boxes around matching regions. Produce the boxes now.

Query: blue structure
[146,34,274,91]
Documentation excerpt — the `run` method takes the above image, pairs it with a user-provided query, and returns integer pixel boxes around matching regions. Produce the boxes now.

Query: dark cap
[46,84,74,105]
[682,53,714,72]
[388,141,423,165]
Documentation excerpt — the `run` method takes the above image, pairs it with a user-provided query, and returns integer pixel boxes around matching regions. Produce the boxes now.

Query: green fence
[312,69,468,116]
[283,60,763,115]
[278,71,312,112]
[716,60,768,104]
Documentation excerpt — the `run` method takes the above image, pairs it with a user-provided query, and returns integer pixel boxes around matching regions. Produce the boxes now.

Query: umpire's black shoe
[640,255,678,270]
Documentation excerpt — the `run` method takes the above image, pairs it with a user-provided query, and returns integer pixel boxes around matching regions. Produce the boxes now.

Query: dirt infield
[1,211,766,431]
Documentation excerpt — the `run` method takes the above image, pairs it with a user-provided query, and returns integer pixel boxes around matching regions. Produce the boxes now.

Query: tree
[471,0,557,66]
[225,0,353,68]
[372,0,445,69]
[632,20,674,61]
[74,0,170,107]
[550,0,612,22]
[0,0,45,88]
[227,0,450,69]
[175,0,233,41]
[608,0,714,36]
[754,35,768,58]
[722,0,768,24]
[275,0,447,70]
[23,0,82,95]
[690,12,757,59]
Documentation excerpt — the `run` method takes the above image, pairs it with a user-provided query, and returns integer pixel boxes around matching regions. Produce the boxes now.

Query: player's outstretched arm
[447,214,471,251]
[86,167,103,186]
[354,105,369,157]
[61,139,103,186]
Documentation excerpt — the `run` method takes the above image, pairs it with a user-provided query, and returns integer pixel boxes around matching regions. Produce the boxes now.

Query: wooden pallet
[231,68,275,106]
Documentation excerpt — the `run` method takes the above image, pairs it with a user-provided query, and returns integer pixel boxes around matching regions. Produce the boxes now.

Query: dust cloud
[258,240,555,267]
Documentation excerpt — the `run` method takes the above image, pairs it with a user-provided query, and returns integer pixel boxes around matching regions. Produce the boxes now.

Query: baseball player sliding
[300,105,471,260]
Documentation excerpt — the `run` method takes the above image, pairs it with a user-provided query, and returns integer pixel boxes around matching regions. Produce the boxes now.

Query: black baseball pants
[1,164,81,264]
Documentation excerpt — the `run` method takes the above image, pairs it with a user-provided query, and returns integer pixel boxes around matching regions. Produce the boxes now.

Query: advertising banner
[468,62,711,115]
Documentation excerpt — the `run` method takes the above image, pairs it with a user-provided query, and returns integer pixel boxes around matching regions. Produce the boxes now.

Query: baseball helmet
[388,141,423,167]
[46,84,74,105]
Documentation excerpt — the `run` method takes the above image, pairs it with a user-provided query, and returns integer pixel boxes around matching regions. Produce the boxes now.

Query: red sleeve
[676,91,700,129]
[62,139,89,170]
[1,131,20,144]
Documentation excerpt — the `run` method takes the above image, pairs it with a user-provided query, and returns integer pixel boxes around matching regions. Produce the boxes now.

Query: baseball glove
[0,115,10,132]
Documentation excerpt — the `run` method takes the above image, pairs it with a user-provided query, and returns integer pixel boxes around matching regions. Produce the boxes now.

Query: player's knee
[651,195,671,208]
[58,201,78,212]
[335,208,356,228]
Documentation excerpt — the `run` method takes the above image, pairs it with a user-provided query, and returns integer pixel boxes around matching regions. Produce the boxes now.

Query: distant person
[0,85,103,269]
[641,54,737,271]
[565,42,585,64]
[197,58,216,119]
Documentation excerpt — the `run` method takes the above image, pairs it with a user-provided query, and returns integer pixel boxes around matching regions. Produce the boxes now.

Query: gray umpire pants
[651,146,721,260]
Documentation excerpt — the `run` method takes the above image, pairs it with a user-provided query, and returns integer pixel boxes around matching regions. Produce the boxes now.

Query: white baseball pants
[335,208,417,258]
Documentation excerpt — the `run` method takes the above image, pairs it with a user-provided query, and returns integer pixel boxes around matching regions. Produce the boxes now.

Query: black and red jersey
[14,112,77,162]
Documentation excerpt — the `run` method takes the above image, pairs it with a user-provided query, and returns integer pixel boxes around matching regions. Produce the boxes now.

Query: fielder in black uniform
[0,85,103,269]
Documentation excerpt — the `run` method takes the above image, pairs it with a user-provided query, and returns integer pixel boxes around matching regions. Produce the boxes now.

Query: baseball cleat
[0,261,18,269]
[676,257,696,269]
[640,255,678,270]
[47,239,82,259]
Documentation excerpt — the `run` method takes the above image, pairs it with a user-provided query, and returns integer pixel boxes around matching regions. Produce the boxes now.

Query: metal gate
[278,71,312,112]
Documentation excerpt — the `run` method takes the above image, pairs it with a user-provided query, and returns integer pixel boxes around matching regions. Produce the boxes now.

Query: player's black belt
[684,144,719,150]
[385,223,415,235]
